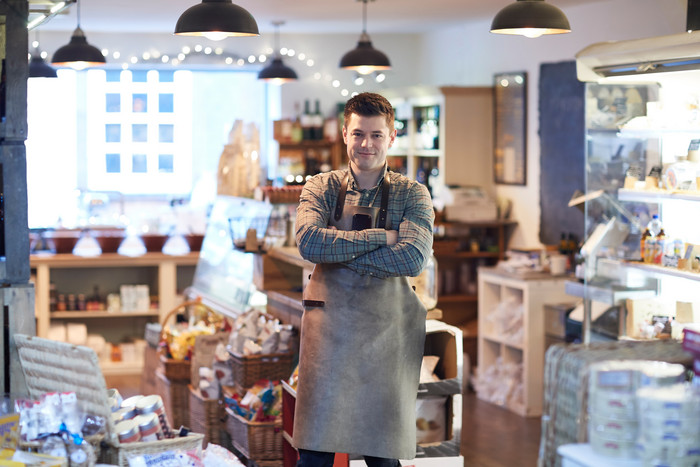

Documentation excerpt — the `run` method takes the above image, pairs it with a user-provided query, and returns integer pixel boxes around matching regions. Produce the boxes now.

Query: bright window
[26,67,272,229]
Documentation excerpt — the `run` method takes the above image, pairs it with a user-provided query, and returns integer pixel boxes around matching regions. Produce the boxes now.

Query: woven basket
[228,351,294,390]
[13,334,204,467]
[225,407,283,461]
[188,384,225,447]
[155,369,190,430]
[99,433,205,466]
[141,344,160,395]
[539,339,693,467]
[158,299,223,381]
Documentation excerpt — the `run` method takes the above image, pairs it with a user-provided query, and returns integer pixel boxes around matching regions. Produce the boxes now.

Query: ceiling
[33,0,606,35]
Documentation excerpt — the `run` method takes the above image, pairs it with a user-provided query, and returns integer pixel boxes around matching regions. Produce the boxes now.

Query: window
[26,66,271,228]
[86,69,193,195]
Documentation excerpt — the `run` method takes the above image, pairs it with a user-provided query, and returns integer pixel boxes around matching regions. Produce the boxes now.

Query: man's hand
[385,230,398,246]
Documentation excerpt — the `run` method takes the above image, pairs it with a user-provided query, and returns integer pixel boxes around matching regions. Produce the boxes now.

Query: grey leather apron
[292,173,427,460]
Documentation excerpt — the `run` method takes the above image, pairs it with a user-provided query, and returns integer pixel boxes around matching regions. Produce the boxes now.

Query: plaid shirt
[296,167,434,278]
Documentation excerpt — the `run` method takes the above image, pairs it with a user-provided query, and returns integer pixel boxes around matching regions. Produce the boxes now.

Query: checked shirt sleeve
[295,173,388,264]
[344,180,434,278]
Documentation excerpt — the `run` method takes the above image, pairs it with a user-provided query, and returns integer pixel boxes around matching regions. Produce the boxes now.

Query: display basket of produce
[224,407,283,462]
[188,385,225,447]
[158,298,224,381]
[13,334,204,467]
[227,350,294,391]
[156,368,190,430]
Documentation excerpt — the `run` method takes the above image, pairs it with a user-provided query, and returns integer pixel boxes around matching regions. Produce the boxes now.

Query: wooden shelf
[481,333,524,350]
[31,252,198,340]
[477,267,570,417]
[51,310,160,319]
[438,294,478,304]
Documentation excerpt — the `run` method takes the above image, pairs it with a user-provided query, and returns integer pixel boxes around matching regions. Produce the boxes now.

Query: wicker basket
[188,384,225,447]
[228,351,294,390]
[155,368,190,430]
[225,407,283,461]
[13,334,205,467]
[158,299,223,381]
[539,339,693,467]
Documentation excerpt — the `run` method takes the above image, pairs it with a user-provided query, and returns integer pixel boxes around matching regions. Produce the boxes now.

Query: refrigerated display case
[571,31,700,342]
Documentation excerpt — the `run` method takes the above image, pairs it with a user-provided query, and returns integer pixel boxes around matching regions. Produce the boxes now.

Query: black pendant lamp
[29,52,58,78]
[340,0,391,75]
[29,35,57,78]
[258,21,298,84]
[174,0,259,41]
[52,0,106,70]
[490,0,571,38]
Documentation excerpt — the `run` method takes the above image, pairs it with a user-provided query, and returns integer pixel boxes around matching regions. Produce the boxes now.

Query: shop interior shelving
[477,267,571,417]
[31,251,199,376]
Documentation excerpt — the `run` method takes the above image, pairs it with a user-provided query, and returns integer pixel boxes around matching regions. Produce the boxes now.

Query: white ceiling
[36,0,607,35]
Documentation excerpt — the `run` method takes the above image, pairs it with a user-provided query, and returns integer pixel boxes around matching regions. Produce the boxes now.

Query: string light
[68,43,387,97]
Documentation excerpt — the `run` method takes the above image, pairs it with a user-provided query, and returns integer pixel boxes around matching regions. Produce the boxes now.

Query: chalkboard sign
[494,71,527,185]
[538,61,585,246]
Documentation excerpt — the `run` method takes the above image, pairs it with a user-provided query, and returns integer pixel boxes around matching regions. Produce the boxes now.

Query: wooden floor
[460,389,542,467]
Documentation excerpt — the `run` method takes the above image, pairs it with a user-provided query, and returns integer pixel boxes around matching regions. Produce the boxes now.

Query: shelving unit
[380,86,494,193]
[477,267,570,417]
[433,220,516,369]
[30,252,199,375]
[276,137,346,179]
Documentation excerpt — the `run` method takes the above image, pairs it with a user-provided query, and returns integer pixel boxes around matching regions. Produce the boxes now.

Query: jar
[409,251,438,310]
[135,394,172,437]
[115,419,141,443]
[107,388,122,412]
[134,413,163,441]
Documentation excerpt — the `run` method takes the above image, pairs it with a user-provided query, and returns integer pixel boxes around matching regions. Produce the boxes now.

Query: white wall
[417,0,688,248]
[34,0,690,246]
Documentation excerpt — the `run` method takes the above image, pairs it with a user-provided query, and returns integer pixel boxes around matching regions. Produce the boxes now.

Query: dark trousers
[297,449,401,467]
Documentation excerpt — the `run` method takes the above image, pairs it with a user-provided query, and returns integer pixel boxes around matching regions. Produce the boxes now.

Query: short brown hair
[343,92,395,132]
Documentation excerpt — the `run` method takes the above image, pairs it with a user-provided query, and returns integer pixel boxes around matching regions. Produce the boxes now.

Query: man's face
[343,113,396,173]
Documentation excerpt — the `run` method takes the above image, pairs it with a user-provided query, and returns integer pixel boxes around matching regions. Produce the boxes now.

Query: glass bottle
[409,251,438,310]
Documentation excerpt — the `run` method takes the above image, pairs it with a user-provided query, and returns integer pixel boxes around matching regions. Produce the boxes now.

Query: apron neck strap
[333,171,392,229]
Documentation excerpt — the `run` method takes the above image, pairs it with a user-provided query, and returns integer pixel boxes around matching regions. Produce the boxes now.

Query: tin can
[134,412,163,442]
[135,394,172,438]
[107,388,122,412]
[115,419,141,443]
[121,395,143,410]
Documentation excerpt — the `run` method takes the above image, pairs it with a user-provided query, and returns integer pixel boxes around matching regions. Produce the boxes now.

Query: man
[292,92,435,467]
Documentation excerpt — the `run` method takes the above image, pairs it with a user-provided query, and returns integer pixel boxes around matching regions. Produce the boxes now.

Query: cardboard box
[419,320,463,396]
[677,301,700,323]
[350,457,464,467]
[443,187,497,222]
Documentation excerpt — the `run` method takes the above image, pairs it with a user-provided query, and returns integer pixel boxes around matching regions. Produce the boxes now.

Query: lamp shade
[174,0,259,40]
[490,0,571,38]
[52,27,106,69]
[29,54,57,78]
[258,57,298,84]
[340,33,391,75]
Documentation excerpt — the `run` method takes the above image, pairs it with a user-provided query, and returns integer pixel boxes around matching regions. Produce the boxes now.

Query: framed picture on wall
[493,71,527,185]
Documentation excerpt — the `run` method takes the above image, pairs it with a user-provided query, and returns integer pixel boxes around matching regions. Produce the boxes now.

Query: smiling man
[292,92,435,467]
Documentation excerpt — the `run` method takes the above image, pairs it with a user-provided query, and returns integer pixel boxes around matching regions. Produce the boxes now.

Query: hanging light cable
[258,21,298,84]
[174,0,259,41]
[340,0,391,75]
[490,0,571,38]
[52,0,106,70]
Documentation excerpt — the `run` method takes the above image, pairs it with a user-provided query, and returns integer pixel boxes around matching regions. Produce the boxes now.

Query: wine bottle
[312,100,324,140]
[301,100,313,141]
[291,102,303,143]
